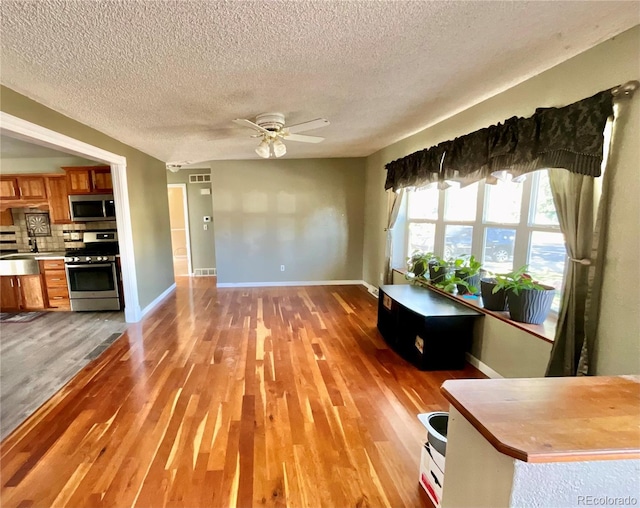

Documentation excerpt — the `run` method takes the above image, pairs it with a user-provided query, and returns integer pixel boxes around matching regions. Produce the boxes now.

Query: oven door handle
[66,263,113,269]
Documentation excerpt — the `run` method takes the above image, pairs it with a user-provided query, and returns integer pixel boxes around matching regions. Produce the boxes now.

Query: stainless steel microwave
[69,194,116,222]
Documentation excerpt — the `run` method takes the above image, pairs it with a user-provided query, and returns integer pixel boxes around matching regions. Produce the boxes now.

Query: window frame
[404,171,566,306]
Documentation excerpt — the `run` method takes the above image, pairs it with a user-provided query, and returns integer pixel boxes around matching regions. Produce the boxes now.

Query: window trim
[404,170,566,313]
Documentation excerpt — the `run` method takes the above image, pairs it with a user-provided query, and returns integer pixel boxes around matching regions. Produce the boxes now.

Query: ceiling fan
[232,113,330,158]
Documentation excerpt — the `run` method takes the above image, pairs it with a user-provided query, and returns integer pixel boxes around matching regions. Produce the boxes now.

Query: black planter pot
[506,286,555,324]
[428,262,448,284]
[455,270,480,295]
[480,278,508,311]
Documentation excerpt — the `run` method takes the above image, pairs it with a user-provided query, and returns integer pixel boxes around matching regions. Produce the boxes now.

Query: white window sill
[391,268,556,343]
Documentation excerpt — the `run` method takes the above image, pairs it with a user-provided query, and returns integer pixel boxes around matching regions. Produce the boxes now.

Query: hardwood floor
[0,279,483,508]
[0,310,127,440]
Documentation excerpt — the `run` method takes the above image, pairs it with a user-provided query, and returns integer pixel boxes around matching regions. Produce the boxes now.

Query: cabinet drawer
[43,259,66,270]
[47,286,69,299]
[45,270,68,288]
[48,296,70,309]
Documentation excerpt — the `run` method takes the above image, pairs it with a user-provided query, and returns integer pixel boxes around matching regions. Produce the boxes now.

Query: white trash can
[418,412,448,508]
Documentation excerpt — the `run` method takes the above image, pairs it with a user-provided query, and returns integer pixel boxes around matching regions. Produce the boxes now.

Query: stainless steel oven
[65,261,120,311]
[64,231,121,311]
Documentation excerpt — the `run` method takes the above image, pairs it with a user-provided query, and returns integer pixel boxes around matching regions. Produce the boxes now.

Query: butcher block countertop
[441,375,640,463]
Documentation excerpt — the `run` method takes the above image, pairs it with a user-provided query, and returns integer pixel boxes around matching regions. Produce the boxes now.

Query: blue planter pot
[506,286,555,324]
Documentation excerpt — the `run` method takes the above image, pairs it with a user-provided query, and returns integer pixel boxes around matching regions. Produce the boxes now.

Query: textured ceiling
[1,1,638,163]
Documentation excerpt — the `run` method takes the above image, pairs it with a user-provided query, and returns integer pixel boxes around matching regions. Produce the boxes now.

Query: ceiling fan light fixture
[255,138,270,158]
[272,138,286,158]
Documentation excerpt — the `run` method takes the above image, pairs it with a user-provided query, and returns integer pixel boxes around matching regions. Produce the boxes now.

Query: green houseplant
[406,251,435,282]
[492,265,555,324]
[452,255,482,295]
[428,255,449,284]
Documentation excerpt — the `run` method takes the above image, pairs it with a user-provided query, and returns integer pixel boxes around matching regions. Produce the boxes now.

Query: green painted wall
[209,158,366,284]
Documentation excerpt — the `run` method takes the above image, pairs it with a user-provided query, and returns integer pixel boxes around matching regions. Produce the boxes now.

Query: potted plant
[480,277,508,311]
[406,251,434,284]
[428,255,449,284]
[452,255,482,295]
[432,272,475,295]
[492,266,555,324]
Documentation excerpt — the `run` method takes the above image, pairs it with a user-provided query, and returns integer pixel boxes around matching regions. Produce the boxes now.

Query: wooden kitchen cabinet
[92,168,113,192]
[0,176,47,200]
[44,175,71,223]
[41,260,70,309]
[0,276,21,310]
[0,275,45,311]
[17,176,47,199]
[63,166,112,194]
[0,209,14,226]
[19,275,46,310]
[0,177,20,199]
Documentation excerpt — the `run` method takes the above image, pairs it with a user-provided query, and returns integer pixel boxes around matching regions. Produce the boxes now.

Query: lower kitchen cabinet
[0,276,21,310]
[0,275,46,311]
[41,260,70,310]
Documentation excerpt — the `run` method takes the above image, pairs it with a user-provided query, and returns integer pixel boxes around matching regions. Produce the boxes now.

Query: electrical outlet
[280,265,285,272]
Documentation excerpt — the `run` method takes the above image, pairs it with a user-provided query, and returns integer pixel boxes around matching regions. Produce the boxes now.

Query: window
[405,170,566,312]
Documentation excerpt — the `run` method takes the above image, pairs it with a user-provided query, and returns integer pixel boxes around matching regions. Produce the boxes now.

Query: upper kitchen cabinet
[63,166,112,194]
[16,176,47,199]
[44,175,71,224]
[0,176,46,200]
[0,177,20,199]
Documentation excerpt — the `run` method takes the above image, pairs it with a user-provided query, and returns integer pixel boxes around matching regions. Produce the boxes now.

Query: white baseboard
[466,353,503,379]
[139,282,177,319]
[361,281,379,299]
[216,280,365,288]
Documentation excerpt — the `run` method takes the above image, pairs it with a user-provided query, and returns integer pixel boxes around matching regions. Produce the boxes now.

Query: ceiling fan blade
[232,118,270,134]
[286,118,330,134]
[283,133,325,143]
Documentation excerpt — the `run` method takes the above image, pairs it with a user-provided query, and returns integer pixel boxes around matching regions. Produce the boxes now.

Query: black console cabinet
[377,284,482,370]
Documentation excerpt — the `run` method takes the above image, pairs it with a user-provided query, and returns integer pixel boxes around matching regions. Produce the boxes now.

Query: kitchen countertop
[441,375,640,463]
[0,251,66,260]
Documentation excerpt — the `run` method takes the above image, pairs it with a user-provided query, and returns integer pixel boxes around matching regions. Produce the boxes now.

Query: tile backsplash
[0,208,117,253]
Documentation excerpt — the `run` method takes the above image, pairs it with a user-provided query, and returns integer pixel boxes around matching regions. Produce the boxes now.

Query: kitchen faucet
[29,237,39,253]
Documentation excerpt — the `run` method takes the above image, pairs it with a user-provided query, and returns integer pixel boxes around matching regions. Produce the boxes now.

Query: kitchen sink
[0,258,41,276]
[0,252,65,276]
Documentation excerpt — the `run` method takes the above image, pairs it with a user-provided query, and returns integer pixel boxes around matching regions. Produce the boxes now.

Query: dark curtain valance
[385,89,614,191]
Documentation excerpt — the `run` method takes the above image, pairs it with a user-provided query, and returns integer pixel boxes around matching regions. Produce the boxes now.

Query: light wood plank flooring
[0,279,483,507]
[0,310,127,440]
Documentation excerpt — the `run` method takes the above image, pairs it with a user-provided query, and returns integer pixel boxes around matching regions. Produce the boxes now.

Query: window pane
[444,183,478,222]
[408,222,436,255]
[528,231,566,312]
[483,227,515,273]
[444,225,473,260]
[408,187,439,220]
[531,171,559,226]
[484,180,523,224]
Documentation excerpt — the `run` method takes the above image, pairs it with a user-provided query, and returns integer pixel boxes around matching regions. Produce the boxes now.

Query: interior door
[167,184,192,277]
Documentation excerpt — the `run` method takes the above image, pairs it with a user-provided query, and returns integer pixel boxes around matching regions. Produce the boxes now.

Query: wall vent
[189,174,211,184]
[194,268,217,276]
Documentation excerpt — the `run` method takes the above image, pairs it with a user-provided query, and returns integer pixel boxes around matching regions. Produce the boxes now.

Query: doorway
[167,184,192,277]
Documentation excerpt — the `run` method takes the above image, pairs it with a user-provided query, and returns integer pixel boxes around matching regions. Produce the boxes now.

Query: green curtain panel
[545,169,595,376]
